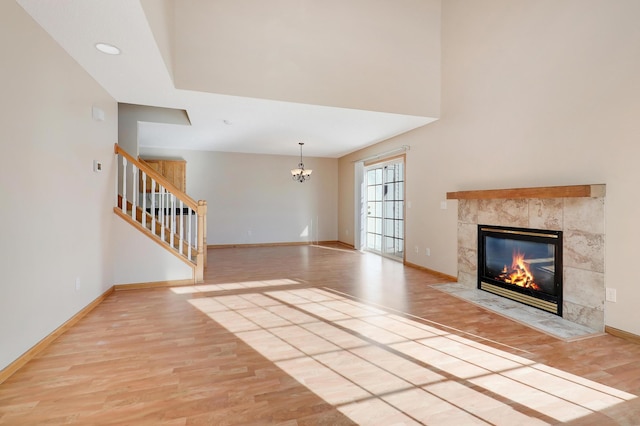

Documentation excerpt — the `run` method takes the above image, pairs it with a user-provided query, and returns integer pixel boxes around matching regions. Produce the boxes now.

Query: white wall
[0,2,117,370]
[140,147,338,245]
[339,0,640,335]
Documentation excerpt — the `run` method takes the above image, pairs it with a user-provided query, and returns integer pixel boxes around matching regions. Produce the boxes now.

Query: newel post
[195,200,207,282]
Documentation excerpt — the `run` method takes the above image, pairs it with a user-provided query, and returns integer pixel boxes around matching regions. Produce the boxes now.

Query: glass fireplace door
[365,161,404,260]
[478,225,563,315]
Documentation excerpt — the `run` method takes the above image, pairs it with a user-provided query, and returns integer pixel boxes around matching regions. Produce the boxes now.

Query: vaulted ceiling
[17,0,441,158]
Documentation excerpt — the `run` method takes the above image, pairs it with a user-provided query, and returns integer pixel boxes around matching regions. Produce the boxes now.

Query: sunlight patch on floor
[188,288,635,425]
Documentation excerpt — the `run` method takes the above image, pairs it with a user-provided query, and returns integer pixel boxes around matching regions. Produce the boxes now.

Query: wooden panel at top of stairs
[140,159,186,193]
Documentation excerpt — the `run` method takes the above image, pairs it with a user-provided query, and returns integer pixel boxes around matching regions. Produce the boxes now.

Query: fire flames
[497,250,540,290]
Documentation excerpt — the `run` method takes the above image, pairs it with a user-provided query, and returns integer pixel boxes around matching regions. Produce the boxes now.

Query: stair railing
[114,144,207,282]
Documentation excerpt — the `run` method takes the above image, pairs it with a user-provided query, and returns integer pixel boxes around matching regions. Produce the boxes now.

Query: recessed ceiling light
[95,42,121,55]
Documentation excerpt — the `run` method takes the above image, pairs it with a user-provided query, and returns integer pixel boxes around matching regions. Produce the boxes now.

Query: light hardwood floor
[1,244,640,425]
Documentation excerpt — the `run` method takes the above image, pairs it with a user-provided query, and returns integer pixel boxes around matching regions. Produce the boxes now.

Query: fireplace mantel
[447,184,605,200]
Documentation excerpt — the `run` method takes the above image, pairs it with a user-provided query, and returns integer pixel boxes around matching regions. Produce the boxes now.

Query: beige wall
[173,0,441,117]
[339,0,640,335]
[140,147,338,245]
[0,2,117,370]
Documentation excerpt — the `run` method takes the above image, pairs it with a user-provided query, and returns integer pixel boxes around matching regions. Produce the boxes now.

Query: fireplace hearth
[478,225,563,315]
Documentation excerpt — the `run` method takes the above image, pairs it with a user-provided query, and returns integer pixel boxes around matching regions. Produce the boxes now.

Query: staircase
[113,144,207,283]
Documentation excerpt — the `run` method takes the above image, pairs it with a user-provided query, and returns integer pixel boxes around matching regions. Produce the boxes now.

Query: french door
[365,160,404,260]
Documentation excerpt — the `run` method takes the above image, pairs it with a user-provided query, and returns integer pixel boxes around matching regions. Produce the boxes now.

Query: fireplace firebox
[478,225,563,315]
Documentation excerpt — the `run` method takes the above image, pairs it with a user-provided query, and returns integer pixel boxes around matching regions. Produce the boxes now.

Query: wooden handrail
[114,143,198,210]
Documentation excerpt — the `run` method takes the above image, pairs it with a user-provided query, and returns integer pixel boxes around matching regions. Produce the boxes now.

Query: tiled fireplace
[448,185,605,331]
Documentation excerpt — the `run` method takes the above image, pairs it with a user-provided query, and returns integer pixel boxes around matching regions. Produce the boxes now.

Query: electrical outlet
[75,277,81,291]
[440,201,447,210]
[414,246,419,254]
[605,288,617,302]
[425,248,431,256]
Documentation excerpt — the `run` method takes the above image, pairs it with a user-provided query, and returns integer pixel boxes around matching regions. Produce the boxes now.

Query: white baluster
[170,194,176,248]
[187,206,192,260]
[151,178,156,232]
[166,192,171,230]
[179,200,184,255]
[121,157,127,212]
[160,186,165,242]
[162,187,167,229]
[131,166,137,221]
[142,171,147,228]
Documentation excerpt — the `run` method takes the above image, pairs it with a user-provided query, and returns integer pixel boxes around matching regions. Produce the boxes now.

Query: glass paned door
[365,161,404,260]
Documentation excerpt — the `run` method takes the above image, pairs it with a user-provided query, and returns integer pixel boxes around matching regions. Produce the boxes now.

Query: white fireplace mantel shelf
[446,184,605,200]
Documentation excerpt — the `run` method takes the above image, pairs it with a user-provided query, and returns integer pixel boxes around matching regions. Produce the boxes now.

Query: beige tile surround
[455,195,605,331]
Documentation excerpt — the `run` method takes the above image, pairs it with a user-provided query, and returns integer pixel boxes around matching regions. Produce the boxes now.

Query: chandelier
[291,142,312,183]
